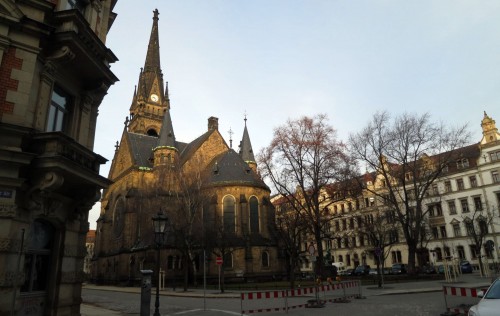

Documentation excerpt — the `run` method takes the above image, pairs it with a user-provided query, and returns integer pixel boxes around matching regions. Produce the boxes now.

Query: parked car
[354,264,371,276]
[461,260,473,273]
[437,264,454,275]
[391,263,407,274]
[468,277,500,316]
[340,268,354,276]
[368,268,378,275]
[421,264,436,274]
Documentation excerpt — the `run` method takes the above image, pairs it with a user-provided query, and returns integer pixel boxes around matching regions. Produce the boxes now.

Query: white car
[468,278,500,316]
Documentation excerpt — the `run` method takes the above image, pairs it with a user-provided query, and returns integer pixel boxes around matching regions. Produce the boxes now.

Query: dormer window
[456,158,469,169]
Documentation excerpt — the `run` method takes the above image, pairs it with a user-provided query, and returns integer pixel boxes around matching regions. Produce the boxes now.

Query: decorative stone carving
[0,238,11,252]
[0,271,23,287]
[0,204,16,218]
[46,45,76,65]
[24,172,64,214]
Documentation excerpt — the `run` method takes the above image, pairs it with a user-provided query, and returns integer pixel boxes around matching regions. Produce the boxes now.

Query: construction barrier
[441,284,489,315]
[240,280,361,314]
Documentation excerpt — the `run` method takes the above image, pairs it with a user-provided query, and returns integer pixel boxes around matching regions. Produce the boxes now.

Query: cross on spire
[228,127,234,148]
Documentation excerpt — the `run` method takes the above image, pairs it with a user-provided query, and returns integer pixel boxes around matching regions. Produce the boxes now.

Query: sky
[89,0,500,229]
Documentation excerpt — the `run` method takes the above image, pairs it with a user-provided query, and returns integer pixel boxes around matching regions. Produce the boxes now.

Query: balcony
[28,132,111,194]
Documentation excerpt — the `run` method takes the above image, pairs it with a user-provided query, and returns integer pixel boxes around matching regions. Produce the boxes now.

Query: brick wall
[0,47,23,120]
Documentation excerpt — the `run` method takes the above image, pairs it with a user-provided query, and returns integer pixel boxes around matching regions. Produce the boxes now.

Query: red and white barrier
[240,280,361,314]
[442,284,489,315]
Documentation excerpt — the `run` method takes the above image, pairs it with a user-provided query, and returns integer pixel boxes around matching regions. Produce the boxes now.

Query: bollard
[140,270,153,316]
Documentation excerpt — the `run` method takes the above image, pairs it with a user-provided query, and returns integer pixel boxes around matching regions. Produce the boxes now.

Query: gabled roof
[206,149,269,190]
[179,129,214,165]
[127,132,157,167]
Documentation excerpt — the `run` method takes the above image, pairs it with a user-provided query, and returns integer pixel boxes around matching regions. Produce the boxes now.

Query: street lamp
[152,211,170,316]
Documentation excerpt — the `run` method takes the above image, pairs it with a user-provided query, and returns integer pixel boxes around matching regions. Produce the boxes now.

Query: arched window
[21,220,55,293]
[147,128,158,137]
[262,251,269,267]
[249,196,259,233]
[223,195,236,233]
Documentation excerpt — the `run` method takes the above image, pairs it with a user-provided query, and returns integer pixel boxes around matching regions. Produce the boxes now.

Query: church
[92,10,282,286]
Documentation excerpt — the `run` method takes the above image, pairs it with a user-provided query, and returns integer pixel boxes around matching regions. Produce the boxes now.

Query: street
[82,288,450,316]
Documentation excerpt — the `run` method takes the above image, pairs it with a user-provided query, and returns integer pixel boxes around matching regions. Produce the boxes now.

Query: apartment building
[0,1,118,314]
[321,112,500,272]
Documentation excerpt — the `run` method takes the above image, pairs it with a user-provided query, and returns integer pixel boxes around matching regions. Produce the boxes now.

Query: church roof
[157,108,176,148]
[127,132,157,168]
[207,149,269,190]
[179,129,214,165]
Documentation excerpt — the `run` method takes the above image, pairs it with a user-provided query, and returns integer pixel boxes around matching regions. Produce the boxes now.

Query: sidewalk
[81,304,122,316]
[81,273,495,315]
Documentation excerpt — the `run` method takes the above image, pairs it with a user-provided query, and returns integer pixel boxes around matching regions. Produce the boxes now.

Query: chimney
[208,116,219,131]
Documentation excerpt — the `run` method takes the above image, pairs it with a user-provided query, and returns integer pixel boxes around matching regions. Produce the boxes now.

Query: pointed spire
[228,127,233,148]
[239,115,256,164]
[128,9,169,135]
[135,9,165,103]
[157,108,176,148]
[165,81,170,103]
[144,9,161,74]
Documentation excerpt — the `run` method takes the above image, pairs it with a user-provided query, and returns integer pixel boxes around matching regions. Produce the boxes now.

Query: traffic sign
[216,257,223,265]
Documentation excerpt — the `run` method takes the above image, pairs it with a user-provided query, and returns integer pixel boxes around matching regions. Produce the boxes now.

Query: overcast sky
[89,0,500,229]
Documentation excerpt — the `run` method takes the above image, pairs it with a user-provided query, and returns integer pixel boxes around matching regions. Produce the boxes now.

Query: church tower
[480,111,500,146]
[153,107,177,167]
[128,9,170,136]
[239,116,257,172]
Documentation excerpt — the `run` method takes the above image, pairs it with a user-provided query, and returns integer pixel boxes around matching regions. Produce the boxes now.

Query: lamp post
[152,211,170,316]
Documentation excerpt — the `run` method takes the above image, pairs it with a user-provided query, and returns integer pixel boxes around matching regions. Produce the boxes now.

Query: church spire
[157,108,176,148]
[239,115,257,171]
[128,9,170,136]
[144,9,162,75]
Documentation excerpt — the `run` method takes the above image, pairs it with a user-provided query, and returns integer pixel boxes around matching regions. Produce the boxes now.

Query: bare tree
[463,203,499,276]
[258,114,354,277]
[154,155,207,291]
[356,208,399,287]
[203,215,243,293]
[271,197,308,289]
[349,112,470,274]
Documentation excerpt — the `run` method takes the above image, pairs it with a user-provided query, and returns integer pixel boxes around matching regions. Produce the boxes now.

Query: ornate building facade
[92,10,281,286]
[0,0,118,315]
[308,112,500,274]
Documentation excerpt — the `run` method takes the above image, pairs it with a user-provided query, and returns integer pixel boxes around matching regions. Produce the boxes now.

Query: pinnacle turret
[239,116,256,171]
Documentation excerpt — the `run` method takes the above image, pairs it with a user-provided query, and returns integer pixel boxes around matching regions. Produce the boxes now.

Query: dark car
[421,264,436,274]
[392,263,407,274]
[354,264,371,276]
[460,260,473,273]
[340,268,354,276]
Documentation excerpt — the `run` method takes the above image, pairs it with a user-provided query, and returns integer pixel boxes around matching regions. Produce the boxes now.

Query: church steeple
[239,116,257,172]
[480,111,500,145]
[128,9,170,136]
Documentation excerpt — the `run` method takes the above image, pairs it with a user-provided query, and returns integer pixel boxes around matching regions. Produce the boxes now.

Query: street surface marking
[173,309,243,315]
